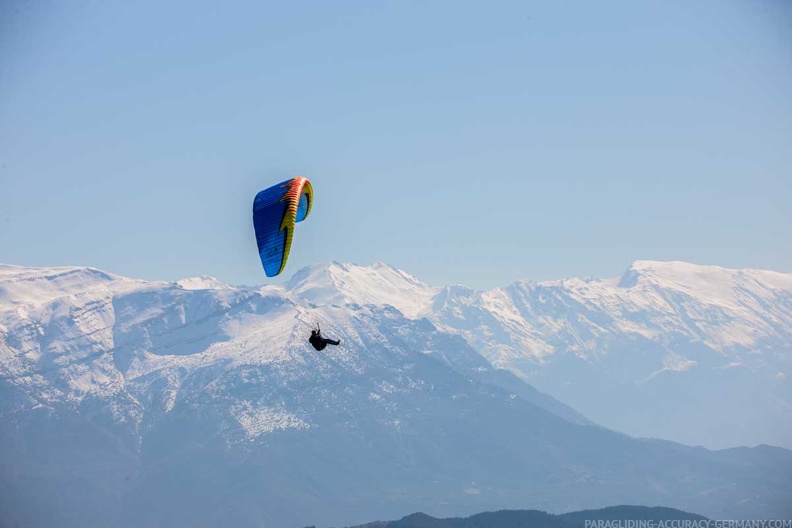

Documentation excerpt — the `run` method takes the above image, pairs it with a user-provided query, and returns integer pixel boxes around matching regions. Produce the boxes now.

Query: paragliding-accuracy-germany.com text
[585,521,792,528]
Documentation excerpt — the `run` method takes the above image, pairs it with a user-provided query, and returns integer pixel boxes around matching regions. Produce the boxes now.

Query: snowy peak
[0,264,122,288]
[616,260,743,294]
[431,284,479,311]
[614,260,792,308]
[284,260,438,318]
[176,275,234,290]
[0,264,143,312]
[617,259,792,289]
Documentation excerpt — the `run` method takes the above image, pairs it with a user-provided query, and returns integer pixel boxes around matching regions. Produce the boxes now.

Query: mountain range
[286,260,792,449]
[0,261,790,528]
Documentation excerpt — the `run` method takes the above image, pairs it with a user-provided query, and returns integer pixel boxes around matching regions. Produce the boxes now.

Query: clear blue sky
[1,0,790,290]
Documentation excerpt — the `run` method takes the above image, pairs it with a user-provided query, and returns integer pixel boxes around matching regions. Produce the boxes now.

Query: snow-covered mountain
[1,262,791,528]
[284,260,792,449]
[284,260,438,318]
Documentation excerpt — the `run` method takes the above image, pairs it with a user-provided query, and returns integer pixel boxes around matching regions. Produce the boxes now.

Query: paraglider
[252,176,313,277]
[253,177,341,350]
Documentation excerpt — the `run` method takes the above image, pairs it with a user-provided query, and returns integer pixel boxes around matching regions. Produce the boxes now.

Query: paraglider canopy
[252,176,313,277]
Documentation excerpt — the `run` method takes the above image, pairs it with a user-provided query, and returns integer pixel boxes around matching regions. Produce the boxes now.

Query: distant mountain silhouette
[348,505,708,528]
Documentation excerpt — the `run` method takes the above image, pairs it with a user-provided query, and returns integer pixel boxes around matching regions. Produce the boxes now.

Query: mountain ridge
[2,258,790,448]
[271,258,791,448]
[1,261,791,527]
[347,505,709,528]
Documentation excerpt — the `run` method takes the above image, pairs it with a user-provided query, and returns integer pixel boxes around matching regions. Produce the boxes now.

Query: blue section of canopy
[253,182,290,277]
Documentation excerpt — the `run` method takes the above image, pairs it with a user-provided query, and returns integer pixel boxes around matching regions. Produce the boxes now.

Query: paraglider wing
[252,176,313,277]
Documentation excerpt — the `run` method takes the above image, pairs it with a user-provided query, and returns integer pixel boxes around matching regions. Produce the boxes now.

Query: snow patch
[642,353,698,383]
[231,402,311,439]
[662,353,697,372]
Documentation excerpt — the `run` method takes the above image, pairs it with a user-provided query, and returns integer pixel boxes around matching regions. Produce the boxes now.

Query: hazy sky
[1,0,790,290]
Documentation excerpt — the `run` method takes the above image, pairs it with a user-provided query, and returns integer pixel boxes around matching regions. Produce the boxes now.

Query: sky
[1,0,790,290]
